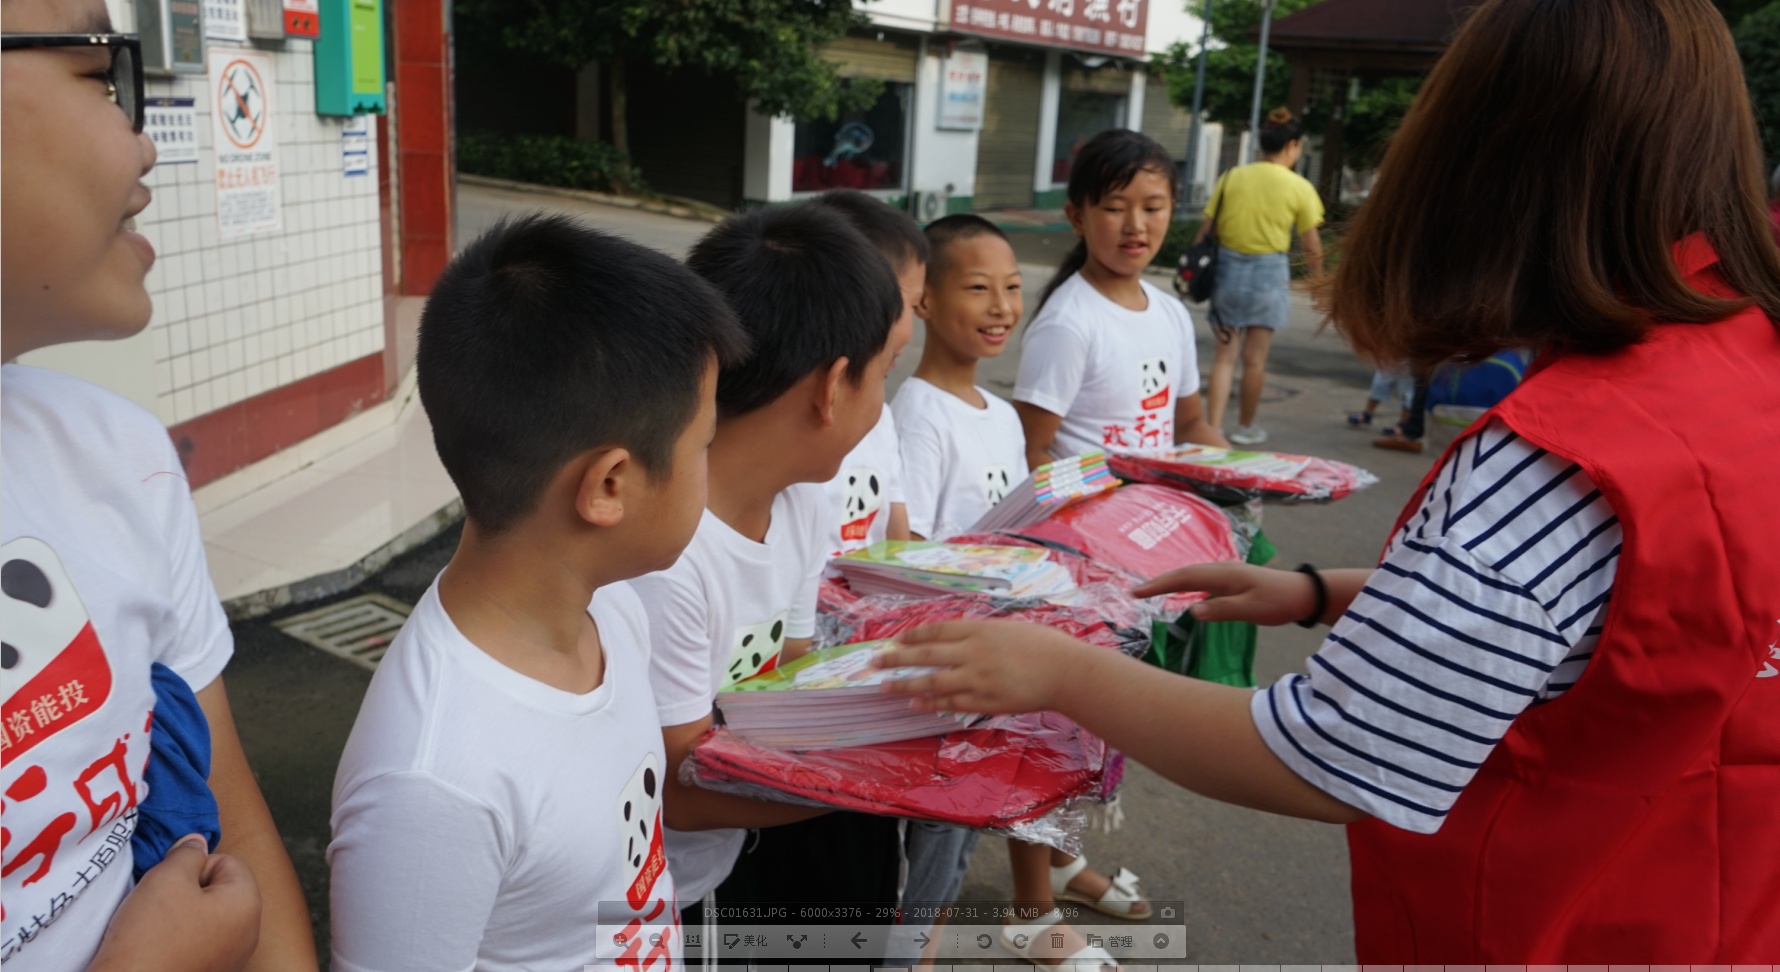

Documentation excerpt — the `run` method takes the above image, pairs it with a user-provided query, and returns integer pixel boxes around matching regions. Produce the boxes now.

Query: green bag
[1144,528,1276,687]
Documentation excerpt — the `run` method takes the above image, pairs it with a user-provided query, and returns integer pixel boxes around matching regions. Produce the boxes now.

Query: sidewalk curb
[457,174,726,224]
[221,498,464,622]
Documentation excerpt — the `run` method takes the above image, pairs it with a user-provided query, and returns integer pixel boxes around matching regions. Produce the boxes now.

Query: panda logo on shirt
[617,753,667,909]
[2,538,113,761]
[725,610,788,686]
[838,467,884,543]
[1138,357,1171,411]
[982,465,1013,508]
[3,537,140,948]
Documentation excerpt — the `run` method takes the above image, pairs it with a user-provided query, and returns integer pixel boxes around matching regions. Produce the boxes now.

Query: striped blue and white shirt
[1253,418,1623,833]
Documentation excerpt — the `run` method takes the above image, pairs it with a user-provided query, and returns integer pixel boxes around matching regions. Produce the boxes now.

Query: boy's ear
[817,357,851,428]
[573,447,633,528]
[913,283,935,322]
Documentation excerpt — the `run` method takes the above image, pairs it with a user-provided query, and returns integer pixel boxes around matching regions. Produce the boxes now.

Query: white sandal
[1000,910,1119,972]
[1051,855,1151,920]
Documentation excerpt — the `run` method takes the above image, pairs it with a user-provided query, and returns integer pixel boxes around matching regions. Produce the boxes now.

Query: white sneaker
[1229,425,1269,445]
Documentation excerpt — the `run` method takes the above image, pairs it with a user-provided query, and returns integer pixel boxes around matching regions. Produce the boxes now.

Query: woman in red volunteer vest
[874,0,1780,961]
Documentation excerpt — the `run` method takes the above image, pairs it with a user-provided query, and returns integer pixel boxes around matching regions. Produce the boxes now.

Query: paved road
[229,184,1442,964]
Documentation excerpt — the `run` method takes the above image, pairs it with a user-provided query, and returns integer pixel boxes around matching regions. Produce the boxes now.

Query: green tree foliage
[455,0,881,122]
[1734,1,1780,169]
[1151,0,1422,169]
[457,133,646,194]
[1719,0,1772,29]
[1152,0,1320,129]
[1340,74,1421,169]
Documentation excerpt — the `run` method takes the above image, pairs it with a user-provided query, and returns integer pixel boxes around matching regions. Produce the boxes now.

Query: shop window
[793,83,911,193]
[1053,89,1129,184]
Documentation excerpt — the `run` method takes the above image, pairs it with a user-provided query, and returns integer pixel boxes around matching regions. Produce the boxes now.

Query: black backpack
[1173,182,1224,305]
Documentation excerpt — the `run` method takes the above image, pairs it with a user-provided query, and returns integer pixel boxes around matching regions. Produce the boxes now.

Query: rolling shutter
[973,47,1045,209]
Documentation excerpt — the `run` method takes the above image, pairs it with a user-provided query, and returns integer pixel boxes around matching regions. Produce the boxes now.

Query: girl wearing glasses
[2,2,314,970]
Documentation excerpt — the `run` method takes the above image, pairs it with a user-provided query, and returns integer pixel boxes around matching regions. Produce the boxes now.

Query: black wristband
[1295,564,1327,628]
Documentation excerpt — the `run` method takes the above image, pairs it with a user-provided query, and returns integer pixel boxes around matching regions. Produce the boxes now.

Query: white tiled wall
[135,38,385,426]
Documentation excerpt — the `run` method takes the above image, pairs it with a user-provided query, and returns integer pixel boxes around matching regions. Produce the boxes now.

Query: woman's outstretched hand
[1133,562,1319,626]
[872,620,1095,715]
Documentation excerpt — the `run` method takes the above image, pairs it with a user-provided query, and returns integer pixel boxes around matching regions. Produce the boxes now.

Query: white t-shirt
[1014,273,1202,460]
[892,378,1030,541]
[629,483,828,902]
[820,404,907,559]
[1,365,235,971]
[329,579,679,972]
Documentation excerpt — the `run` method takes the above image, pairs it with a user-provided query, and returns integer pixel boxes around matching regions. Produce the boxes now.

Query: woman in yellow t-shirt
[1193,108,1326,444]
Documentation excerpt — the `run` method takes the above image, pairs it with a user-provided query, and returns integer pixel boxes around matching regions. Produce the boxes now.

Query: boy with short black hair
[328,214,749,972]
[631,201,909,932]
[894,216,1147,969]
[896,214,1030,540]
[811,190,929,556]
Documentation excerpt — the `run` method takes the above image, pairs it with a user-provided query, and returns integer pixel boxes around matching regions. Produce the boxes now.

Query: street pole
[1243,0,1275,165]
[1182,0,1214,214]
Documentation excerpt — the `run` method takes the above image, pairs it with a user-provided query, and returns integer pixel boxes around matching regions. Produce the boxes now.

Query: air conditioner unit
[907,190,948,224]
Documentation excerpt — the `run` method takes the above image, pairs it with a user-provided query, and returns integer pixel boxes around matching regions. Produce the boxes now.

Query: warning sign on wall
[204,0,247,41]
[209,49,281,239]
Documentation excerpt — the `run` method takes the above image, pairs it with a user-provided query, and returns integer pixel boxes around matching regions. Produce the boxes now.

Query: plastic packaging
[682,713,1106,853]
[1108,446,1378,504]
[982,484,1240,614]
[814,580,1156,657]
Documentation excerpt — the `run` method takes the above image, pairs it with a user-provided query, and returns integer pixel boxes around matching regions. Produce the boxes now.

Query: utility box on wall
[136,0,207,74]
[314,0,384,115]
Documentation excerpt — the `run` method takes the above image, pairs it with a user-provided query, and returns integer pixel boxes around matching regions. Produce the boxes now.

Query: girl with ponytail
[1013,129,1229,475]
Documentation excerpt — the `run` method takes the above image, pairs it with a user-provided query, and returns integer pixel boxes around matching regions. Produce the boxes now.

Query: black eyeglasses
[1,33,144,133]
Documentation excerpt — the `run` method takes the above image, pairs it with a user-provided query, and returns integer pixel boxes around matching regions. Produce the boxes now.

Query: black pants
[1401,374,1432,440]
[680,812,903,966]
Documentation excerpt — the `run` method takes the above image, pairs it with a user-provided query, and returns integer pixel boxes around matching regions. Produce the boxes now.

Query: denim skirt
[1210,247,1291,330]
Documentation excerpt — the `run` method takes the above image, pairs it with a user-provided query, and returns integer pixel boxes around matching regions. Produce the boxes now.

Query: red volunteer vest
[1347,236,1780,962]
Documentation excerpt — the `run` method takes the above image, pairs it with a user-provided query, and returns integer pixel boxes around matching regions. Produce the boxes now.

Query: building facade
[739,0,1223,213]
[19,0,453,490]
[455,1,1224,215]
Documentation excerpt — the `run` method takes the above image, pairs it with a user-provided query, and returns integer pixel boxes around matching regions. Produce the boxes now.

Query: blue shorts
[1368,367,1417,410]
[1211,247,1291,331]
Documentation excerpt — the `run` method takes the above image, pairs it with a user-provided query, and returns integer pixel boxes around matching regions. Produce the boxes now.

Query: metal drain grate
[273,593,411,671]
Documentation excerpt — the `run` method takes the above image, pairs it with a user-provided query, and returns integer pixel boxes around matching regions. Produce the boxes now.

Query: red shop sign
[950,0,1149,55]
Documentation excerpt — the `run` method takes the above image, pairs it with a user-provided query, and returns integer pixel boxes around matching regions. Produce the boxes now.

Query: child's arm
[86,836,262,972]
[1173,392,1231,449]
[198,679,320,972]
[875,621,1366,824]
[782,637,813,663]
[887,503,912,542]
[661,715,832,831]
[1014,402,1065,472]
[1132,563,1372,627]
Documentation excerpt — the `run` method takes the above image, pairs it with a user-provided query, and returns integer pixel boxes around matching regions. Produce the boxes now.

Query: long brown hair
[1321,0,1780,370]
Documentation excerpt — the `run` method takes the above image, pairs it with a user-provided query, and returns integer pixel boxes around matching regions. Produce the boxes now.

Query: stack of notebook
[831,541,1077,599]
[1130,444,1312,479]
[968,451,1119,534]
[714,640,977,749]
[1108,443,1377,504]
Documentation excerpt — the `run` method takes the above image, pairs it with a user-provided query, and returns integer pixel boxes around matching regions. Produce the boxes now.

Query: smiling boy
[893,214,1030,541]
